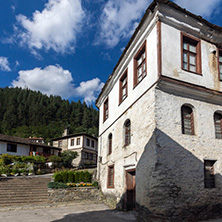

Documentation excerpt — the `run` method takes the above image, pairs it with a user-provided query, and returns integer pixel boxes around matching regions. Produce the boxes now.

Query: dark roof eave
[51,133,98,142]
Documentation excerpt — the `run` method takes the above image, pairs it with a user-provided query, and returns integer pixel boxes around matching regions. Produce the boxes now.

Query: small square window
[218,50,222,81]
[134,41,146,87]
[70,139,74,146]
[181,33,201,74]
[58,141,62,147]
[77,138,80,145]
[7,143,17,152]
[87,138,90,146]
[119,70,128,104]
[103,98,109,122]
[91,140,94,147]
[107,165,114,188]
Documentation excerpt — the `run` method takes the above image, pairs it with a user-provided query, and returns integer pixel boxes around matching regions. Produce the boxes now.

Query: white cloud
[174,0,221,18]
[97,0,150,48]
[12,65,104,104]
[16,0,85,54]
[75,78,104,104]
[0,57,11,72]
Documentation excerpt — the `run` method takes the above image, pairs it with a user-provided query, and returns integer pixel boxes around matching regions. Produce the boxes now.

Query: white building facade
[52,132,98,168]
[96,0,222,221]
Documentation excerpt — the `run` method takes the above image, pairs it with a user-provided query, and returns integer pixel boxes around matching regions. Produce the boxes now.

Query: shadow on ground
[52,209,137,222]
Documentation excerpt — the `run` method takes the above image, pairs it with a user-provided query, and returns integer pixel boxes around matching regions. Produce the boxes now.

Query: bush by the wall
[48,182,68,189]
[53,170,92,183]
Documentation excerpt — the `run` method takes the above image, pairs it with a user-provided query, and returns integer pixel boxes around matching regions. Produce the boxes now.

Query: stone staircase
[0,176,51,207]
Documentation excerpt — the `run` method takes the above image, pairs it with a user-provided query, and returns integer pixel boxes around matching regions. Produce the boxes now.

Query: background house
[51,129,98,168]
[0,134,61,158]
[96,0,222,220]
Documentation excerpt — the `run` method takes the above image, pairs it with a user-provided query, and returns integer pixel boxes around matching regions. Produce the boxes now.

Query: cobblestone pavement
[0,201,137,222]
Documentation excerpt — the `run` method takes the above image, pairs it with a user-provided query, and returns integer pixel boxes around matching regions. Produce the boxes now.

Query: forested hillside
[0,87,99,142]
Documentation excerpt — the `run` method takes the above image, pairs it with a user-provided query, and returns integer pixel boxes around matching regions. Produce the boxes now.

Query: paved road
[1,202,222,222]
[0,202,136,222]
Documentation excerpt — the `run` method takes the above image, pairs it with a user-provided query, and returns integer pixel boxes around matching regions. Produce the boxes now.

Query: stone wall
[48,187,102,203]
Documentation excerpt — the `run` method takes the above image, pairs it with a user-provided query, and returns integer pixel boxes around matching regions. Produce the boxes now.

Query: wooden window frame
[107,165,114,188]
[58,141,62,148]
[76,138,80,145]
[86,138,90,146]
[70,139,74,146]
[134,41,147,88]
[181,33,201,75]
[181,105,195,135]
[124,119,131,146]
[103,97,109,122]
[108,133,112,155]
[7,143,17,153]
[204,160,216,188]
[214,112,222,139]
[119,69,128,105]
[218,49,222,81]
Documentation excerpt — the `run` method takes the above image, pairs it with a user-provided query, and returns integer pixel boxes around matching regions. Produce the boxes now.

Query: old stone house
[96,0,222,221]
[51,129,98,168]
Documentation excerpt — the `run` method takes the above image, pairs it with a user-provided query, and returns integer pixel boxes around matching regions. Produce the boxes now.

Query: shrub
[0,154,13,165]
[92,181,99,188]
[54,173,63,182]
[61,171,69,183]
[61,151,78,168]
[48,182,68,189]
[68,171,75,183]
[48,155,62,163]
[33,156,46,164]
[75,172,80,183]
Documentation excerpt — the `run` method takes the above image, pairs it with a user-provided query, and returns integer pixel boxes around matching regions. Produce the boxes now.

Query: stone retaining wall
[48,187,102,203]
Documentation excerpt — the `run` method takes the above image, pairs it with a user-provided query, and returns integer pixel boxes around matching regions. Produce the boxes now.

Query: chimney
[62,127,69,137]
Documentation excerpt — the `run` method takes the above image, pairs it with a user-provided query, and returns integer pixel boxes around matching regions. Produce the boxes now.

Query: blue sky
[0,0,221,105]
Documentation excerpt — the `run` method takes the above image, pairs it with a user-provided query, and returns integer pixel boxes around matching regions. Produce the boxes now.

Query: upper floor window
[219,50,222,81]
[214,112,222,139]
[7,143,17,152]
[119,70,128,104]
[124,119,131,146]
[58,141,62,147]
[91,140,94,148]
[70,139,74,146]
[87,138,90,146]
[77,138,80,145]
[134,41,146,87]
[103,98,109,122]
[181,33,201,74]
[181,105,194,135]
[107,165,114,188]
[108,133,112,155]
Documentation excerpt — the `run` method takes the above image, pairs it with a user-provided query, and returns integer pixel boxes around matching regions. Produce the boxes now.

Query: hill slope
[0,87,99,142]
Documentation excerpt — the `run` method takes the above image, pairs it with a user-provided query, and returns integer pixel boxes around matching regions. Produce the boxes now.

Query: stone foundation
[48,187,102,203]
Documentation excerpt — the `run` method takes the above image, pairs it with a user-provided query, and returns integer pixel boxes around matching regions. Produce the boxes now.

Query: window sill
[181,68,202,76]
[107,186,114,189]
[119,96,127,106]
[133,75,147,89]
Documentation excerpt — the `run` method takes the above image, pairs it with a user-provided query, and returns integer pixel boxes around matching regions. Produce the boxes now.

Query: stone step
[0,200,51,206]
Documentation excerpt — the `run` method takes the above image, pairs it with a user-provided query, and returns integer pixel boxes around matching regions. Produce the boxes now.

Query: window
[134,41,146,87]
[119,70,128,104]
[181,33,201,74]
[108,133,112,155]
[7,143,17,152]
[70,139,74,146]
[214,112,222,139]
[58,141,62,147]
[77,138,80,145]
[181,105,194,135]
[91,140,94,147]
[103,98,109,122]
[89,153,93,160]
[124,119,131,146]
[87,138,90,146]
[218,50,222,81]
[204,160,216,188]
[107,165,114,188]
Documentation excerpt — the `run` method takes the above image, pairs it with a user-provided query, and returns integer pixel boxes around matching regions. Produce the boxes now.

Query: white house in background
[96,0,222,221]
[51,130,98,168]
[0,134,61,158]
